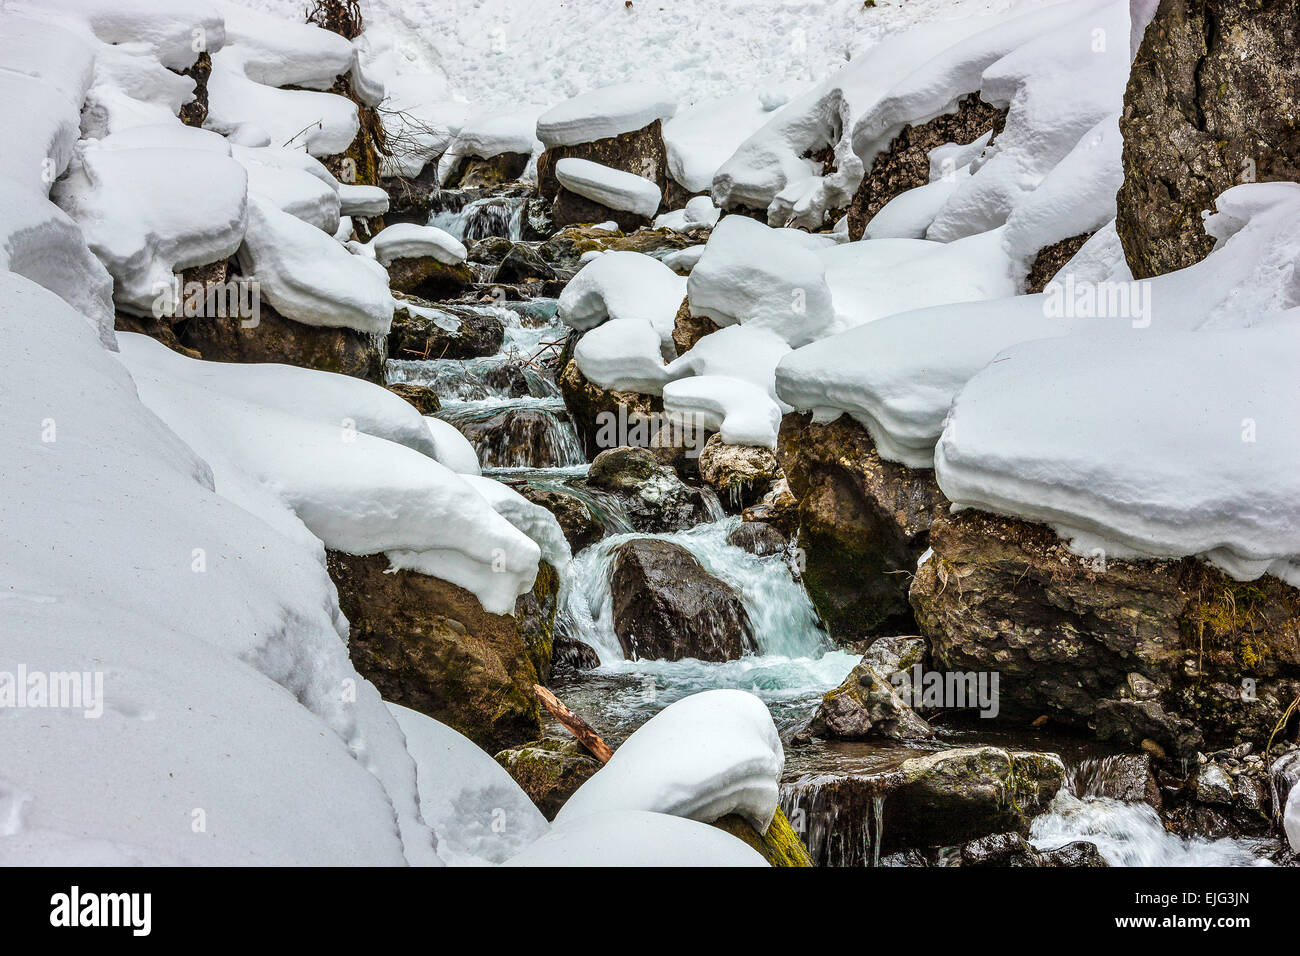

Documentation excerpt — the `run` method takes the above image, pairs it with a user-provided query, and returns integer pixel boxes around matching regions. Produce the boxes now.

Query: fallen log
[533,684,614,764]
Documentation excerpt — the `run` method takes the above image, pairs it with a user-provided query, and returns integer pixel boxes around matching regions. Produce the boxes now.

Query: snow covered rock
[537,83,676,149]
[424,416,482,476]
[664,93,773,195]
[663,375,782,450]
[1287,783,1300,854]
[557,690,783,831]
[558,250,685,357]
[654,195,721,233]
[554,158,663,219]
[370,222,467,266]
[504,810,767,867]
[574,318,671,396]
[686,215,835,347]
[436,110,538,187]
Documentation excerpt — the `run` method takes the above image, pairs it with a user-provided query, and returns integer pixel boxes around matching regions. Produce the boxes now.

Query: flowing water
[429,194,528,242]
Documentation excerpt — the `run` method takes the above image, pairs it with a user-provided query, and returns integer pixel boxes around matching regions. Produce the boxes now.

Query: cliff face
[1117,0,1300,277]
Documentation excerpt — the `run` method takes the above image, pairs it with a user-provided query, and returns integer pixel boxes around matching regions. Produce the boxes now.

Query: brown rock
[671,295,720,355]
[385,383,441,415]
[494,737,603,820]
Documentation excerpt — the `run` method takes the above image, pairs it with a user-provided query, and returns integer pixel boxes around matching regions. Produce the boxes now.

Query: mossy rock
[712,808,813,867]
[493,736,602,820]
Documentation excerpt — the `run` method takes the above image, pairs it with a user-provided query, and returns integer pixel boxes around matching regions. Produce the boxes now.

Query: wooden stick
[534,684,614,764]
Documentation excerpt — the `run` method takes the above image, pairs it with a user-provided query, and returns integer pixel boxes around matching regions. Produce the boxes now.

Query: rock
[697,433,781,511]
[466,235,515,265]
[493,737,603,820]
[961,832,1108,867]
[910,509,1300,758]
[783,746,1065,864]
[551,187,652,233]
[492,243,558,284]
[777,412,947,640]
[1065,753,1162,810]
[671,295,720,355]
[796,658,934,742]
[385,256,474,299]
[538,225,696,270]
[726,521,787,557]
[176,51,211,128]
[179,299,384,382]
[740,477,800,539]
[1024,232,1093,293]
[609,537,756,662]
[559,359,664,459]
[385,382,441,415]
[552,631,601,671]
[1117,0,1300,278]
[1195,762,1237,806]
[327,552,560,753]
[860,635,929,680]
[711,808,813,867]
[847,93,1007,241]
[389,303,505,360]
[512,484,604,553]
[587,445,708,533]
[450,405,576,469]
[536,120,670,207]
[442,151,531,190]
[483,362,532,398]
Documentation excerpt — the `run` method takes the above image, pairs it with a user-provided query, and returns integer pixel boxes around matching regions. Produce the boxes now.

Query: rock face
[587,446,708,533]
[777,412,948,640]
[327,552,560,753]
[537,121,670,207]
[389,303,504,360]
[609,538,756,662]
[180,301,384,382]
[697,434,781,511]
[1164,743,1284,840]
[797,656,934,742]
[493,737,603,820]
[783,746,1065,865]
[559,359,664,459]
[910,510,1300,758]
[671,295,719,355]
[846,93,1007,241]
[1117,0,1300,278]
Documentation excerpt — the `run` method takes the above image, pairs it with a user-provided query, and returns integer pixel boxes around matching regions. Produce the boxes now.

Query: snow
[777,182,1300,469]
[339,184,390,217]
[0,273,435,865]
[387,703,548,866]
[558,250,686,359]
[936,325,1300,583]
[369,222,467,266]
[665,324,792,408]
[536,83,676,149]
[554,158,662,219]
[461,475,572,571]
[239,150,341,233]
[215,1,355,90]
[53,143,249,316]
[436,110,541,186]
[654,195,721,233]
[238,196,394,333]
[503,810,767,867]
[686,215,835,347]
[1287,785,1300,854]
[118,332,542,616]
[861,176,961,240]
[663,375,783,450]
[424,416,482,476]
[664,94,776,194]
[557,689,784,832]
[574,318,671,396]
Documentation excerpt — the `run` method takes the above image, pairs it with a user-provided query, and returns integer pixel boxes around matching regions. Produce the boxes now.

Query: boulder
[847,93,1006,241]
[511,484,604,553]
[1066,753,1162,810]
[911,509,1300,758]
[796,657,934,743]
[494,737,602,820]
[671,295,720,355]
[385,256,474,299]
[587,446,708,534]
[711,808,813,867]
[609,537,756,662]
[179,299,384,382]
[551,187,651,233]
[740,477,801,539]
[1117,0,1300,278]
[449,405,577,469]
[697,433,781,511]
[385,382,441,415]
[726,521,787,558]
[444,151,531,189]
[389,302,504,360]
[538,225,696,270]
[960,832,1107,867]
[777,412,947,640]
[559,359,663,459]
[536,120,670,206]
[493,243,558,284]
[783,746,1065,865]
[327,553,560,753]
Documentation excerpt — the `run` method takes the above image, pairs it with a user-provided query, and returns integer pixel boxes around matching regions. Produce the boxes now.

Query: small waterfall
[388,356,557,402]
[437,398,586,469]
[779,775,888,868]
[503,471,636,540]
[430,194,527,241]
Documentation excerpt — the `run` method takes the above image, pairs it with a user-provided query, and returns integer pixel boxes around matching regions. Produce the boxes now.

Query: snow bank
[777,182,1300,468]
[387,704,548,865]
[663,375,783,450]
[558,250,685,357]
[664,94,775,194]
[0,273,434,865]
[436,110,540,185]
[537,82,676,149]
[686,215,835,347]
[424,416,482,475]
[665,324,791,406]
[504,810,767,867]
[935,326,1300,584]
[555,158,662,218]
[557,690,783,832]
[238,196,394,333]
[370,222,467,265]
[117,334,542,615]
[574,318,671,395]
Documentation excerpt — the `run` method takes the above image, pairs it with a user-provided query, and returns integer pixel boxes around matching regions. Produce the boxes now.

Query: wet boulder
[960,832,1107,868]
[389,302,505,360]
[726,521,787,558]
[698,433,781,511]
[712,808,813,867]
[385,256,474,299]
[796,657,933,743]
[587,445,708,534]
[493,243,558,284]
[559,359,665,459]
[512,484,604,553]
[777,412,948,640]
[494,737,603,820]
[448,405,579,470]
[385,382,441,415]
[910,509,1300,759]
[609,537,756,662]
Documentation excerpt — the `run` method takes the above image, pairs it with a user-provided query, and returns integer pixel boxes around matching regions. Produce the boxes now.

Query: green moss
[711,808,813,867]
